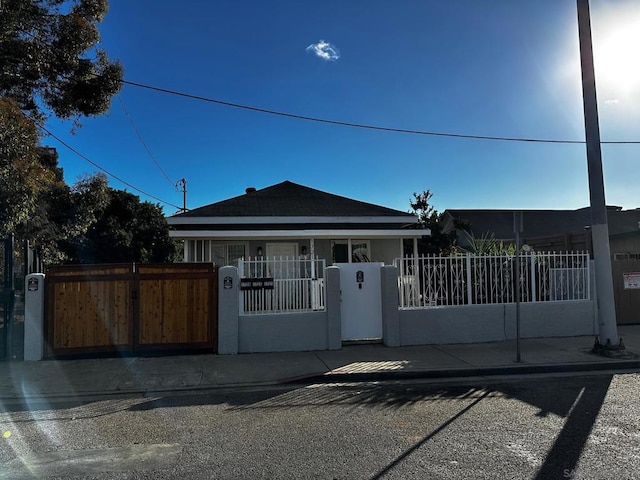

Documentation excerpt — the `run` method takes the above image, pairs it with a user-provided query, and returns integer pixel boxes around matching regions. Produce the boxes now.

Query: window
[332,241,371,263]
[186,241,247,266]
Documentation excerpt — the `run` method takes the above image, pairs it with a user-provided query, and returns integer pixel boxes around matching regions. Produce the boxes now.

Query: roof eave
[167,215,418,225]
[169,229,430,240]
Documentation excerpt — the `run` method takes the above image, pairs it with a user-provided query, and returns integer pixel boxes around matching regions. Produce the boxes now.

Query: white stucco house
[167,180,430,265]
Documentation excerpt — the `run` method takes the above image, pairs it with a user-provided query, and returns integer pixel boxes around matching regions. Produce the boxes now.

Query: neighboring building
[167,181,429,265]
[442,206,640,255]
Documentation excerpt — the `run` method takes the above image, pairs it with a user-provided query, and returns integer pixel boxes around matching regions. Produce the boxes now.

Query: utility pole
[576,0,620,348]
[176,178,187,213]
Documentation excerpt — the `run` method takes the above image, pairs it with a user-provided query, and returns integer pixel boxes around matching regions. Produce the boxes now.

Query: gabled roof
[173,181,416,219]
[168,181,426,238]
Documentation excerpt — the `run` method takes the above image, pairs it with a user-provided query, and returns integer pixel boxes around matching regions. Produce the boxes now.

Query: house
[442,206,640,255]
[167,181,429,265]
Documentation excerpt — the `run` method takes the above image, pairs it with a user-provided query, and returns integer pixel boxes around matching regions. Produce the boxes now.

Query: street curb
[0,380,287,402]
[2,361,639,402]
[289,360,640,384]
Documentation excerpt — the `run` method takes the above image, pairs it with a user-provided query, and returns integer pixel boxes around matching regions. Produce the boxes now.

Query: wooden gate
[612,259,640,325]
[45,263,218,357]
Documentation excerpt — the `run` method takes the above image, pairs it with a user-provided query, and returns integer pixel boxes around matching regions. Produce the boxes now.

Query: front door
[266,243,299,279]
[338,263,383,341]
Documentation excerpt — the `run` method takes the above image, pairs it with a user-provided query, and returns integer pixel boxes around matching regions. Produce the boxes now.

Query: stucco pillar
[24,273,45,361]
[381,265,400,347]
[325,266,342,350]
[218,266,239,354]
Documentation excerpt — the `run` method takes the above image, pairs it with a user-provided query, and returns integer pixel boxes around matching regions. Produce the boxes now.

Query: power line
[37,124,183,210]
[123,79,640,145]
[12,30,640,145]
[117,95,175,187]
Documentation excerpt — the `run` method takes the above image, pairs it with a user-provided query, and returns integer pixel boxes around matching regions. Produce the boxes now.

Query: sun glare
[593,16,640,93]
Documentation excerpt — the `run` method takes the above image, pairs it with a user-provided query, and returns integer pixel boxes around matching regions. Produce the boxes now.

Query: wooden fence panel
[612,259,640,325]
[46,264,134,356]
[45,263,218,357]
[136,264,217,352]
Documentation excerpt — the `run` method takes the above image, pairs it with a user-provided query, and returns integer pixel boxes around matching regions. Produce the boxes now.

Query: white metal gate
[338,263,383,341]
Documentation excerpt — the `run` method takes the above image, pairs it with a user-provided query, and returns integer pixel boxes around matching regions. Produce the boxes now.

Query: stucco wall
[238,312,329,353]
[399,300,596,345]
[221,263,597,354]
[370,239,403,265]
[219,265,341,354]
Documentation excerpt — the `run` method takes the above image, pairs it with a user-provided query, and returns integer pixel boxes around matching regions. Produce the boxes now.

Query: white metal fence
[394,252,590,308]
[238,256,326,314]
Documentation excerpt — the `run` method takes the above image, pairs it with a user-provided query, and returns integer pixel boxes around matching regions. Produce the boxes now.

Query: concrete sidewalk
[1,326,639,400]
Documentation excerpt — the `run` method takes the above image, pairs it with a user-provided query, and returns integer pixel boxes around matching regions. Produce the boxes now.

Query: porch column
[183,240,189,263]
[310,238,316,279]
[347,238,353,263]
[413,238,418,258]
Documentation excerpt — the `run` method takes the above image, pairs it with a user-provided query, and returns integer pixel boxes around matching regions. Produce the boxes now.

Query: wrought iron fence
[238,256,326,314]
[394,252,590,308]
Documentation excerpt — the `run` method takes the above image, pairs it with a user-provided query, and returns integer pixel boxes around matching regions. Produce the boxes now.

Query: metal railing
[394,252,590,308]
[238,256,326,314]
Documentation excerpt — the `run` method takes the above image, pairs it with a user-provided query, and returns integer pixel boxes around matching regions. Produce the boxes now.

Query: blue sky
[45,0,640,216]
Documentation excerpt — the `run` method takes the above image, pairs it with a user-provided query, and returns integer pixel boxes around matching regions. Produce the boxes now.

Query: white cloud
[306,40,340,61]
[605,99,620,106]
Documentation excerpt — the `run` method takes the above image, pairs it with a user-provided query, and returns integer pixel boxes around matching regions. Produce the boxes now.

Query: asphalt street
[2,372,639,479]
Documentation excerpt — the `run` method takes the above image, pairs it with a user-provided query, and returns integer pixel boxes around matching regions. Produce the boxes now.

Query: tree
[16,158,111,263]
[1,0,123,122]
[0,98,55,236]
[1,1,126,263]
[408,190,458,255]
[15,153,178,264]
[64,189,180,264]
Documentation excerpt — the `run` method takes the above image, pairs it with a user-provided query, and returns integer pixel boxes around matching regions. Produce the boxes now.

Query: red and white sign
[623,272,640,289]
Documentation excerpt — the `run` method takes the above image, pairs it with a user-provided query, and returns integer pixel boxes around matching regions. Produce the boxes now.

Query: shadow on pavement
[361,375,614,479]
[1,372,614,479]
[533,375,612,479]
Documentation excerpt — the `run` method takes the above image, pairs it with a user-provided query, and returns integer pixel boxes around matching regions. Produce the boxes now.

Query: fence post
[530,254,537,302]
[325,266,342,350]
[412,254,419,307]
[466,254,473,305]
[218,266,239,354]
[24,273,45,361]
[381,265,400,347]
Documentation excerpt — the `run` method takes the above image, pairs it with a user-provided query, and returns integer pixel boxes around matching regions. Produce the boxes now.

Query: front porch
[181,236,424,267]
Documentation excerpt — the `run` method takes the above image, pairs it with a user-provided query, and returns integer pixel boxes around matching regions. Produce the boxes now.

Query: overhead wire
[122,79,640,145]
[10,31,182,208]
[10,27,640,214]
[116,95,176,187]
[14,26,640,145]
[37,123,183,210]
